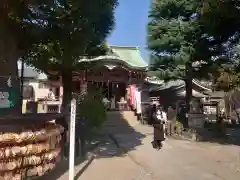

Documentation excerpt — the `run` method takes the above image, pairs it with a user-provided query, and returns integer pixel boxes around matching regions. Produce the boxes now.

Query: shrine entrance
[49,46,147,111]
[86,81,127,110]
[109,82,127,102]
[87,81,127,101]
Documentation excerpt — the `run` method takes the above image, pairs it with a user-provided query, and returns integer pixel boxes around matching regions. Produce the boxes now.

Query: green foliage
[199,1,240,90]
[148,0,240,81]
[175,120,184,134]
[0,1,57,114]
[78,90,107,128]
[213,67,240,92]
[26,0,118,71]
[200,0,240,42]
[211,43,240,92]
[23,0,117,109]
[0,1,55,53]
[148,0,207,80]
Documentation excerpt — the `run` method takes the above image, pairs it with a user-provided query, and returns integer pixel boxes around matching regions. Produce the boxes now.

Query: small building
[19,66,62,113]
[146,77,211,111]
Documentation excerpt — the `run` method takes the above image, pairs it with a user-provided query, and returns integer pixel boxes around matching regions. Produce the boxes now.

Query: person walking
[152,105,167,150]
[167,106,176,136]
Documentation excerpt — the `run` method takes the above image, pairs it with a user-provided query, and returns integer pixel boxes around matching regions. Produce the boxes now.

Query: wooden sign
[0,92,10,108]
[188,113,206,128]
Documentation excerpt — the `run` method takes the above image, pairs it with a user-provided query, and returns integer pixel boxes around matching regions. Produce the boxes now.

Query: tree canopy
[0,1,57,113]
[149,0,218,79]
[27,0,117,69]
[148,0,240,80]
[213,45,240,92]
[147,0,240,111]
[148,0,207,110]
[0,1,117,114]
[199,0,240,91]
[200,0,240,43]
[0,0,56,54]
[25,0,118,109]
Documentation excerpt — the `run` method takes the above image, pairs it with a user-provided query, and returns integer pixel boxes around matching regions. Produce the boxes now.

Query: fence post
[69,98,76,180]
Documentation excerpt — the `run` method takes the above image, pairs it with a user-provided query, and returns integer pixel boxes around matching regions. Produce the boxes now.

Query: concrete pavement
[77,111,156,180]
[79,137,155,180]
[109,111,240,180]
[46,111,240,180]
[113,133,240,180]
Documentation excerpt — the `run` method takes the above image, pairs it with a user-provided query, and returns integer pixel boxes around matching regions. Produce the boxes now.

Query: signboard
[188,113,206,129]
[0,92,10,108]
[69,99,76,180]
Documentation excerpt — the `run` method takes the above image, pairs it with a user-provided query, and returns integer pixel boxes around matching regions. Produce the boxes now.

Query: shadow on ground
[178,127,240,146]
[36,133,104,180]
[93,111,147,159]
[37,110,146,180]
[199,128,240,146]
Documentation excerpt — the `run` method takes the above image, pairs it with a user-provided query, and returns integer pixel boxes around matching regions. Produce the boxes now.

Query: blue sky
[107,0,151,62]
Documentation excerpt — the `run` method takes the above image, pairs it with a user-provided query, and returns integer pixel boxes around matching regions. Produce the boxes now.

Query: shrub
[175,120,184,134]
[78,89,107,128]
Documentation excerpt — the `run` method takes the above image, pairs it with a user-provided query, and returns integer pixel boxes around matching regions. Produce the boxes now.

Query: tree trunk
[224,91,231,118]
[57,68,73,158]
[80,81,88,97]
[61,68,73,113]
[185,63,192,113]
[184,63,192,129]
[0,27,21,114]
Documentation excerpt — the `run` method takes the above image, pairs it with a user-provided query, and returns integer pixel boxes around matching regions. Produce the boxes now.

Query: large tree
[199,0,240,85]
[200,0,240,118]
[26,0,118,111]
[147,0,234,112]
[212,44,240,119]
[0,1,56,113]
[148,0,209,111]
[200,0,240,43]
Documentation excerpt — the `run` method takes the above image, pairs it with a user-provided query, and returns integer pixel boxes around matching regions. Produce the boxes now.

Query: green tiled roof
[79,45,148,70]
[147,77,211,92]
[110,46,148,68]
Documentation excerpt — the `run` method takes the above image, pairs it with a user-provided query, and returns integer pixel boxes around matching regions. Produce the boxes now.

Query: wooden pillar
[128,71,131,84]
[107,80,110,99]
[60,86,63,101]
[80,81,87,97]
[80,71,87,98]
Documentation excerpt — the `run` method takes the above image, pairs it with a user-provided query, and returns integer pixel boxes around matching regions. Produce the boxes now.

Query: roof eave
[79,56,148,71]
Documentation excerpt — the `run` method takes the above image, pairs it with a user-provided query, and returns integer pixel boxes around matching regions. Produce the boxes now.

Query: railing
[24,100,62,113]
[47,104,60,113]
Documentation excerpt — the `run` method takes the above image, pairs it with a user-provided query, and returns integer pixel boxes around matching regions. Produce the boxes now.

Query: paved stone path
[79,111,155,180]
[80,137,154,180]
[42,111,240,180]
[80,111,240,180]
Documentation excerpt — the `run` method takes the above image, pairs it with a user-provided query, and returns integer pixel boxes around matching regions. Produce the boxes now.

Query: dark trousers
[151,140,162,149]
